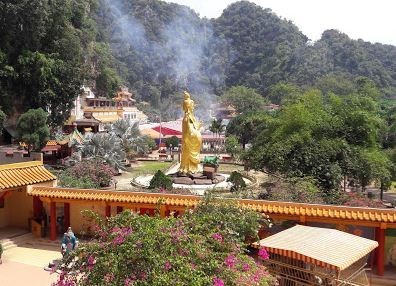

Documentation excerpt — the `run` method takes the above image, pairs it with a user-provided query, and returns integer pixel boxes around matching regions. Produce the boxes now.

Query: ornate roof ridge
[0,161,43,171]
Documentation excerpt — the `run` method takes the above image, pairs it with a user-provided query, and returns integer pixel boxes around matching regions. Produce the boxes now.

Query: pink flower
[124,278,133,286]
[258,248,269,260]
[113,235,125,245]
[242,263,250,272]
[87,255,96,265]
[164,261,172,271]
[104,273,114,283]
[87,255,96,270]
[139,272,147,280]
[224,254,236,268]
[213,276,224,286]
[211,233,223,242]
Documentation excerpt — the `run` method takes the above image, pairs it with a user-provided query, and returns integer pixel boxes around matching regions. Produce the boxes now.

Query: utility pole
[158,113,162,145]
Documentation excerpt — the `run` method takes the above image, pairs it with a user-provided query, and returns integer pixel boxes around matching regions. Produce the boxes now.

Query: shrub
[58,172,98,189]
[149,170,173,190]
[0,243,3,257]
[67,160,115,187]
[54,199,276,286]
[343,192,385,208]
[261,176,324,204]
[227,171,247,192]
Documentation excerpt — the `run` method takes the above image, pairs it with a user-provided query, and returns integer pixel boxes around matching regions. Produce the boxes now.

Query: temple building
[65,86,147,133]
[0,153,394,277]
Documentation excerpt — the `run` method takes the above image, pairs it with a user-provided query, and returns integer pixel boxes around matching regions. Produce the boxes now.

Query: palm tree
[77,132,126,171]
[108,119,151,160]
[74,119,153,170]
[209,118,225,151]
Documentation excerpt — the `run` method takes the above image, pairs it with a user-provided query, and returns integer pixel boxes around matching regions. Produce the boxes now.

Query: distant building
[65,86,147,133]
[210,103,237,120]
[114,87,147,123]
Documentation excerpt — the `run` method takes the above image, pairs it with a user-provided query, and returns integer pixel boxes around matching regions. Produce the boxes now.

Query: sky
[165,0,396,46]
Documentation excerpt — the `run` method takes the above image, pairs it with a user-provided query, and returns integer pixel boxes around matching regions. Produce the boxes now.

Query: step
[25,238,60,248]
[1,240,17,251]
[1,233,35,251]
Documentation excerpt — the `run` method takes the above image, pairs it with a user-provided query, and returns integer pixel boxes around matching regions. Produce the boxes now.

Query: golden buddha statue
[179,91,202,174]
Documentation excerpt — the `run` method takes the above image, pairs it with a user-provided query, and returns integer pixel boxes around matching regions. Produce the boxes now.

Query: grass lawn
[127,161,173,175]
[116,161,173,191]
[218,163,245,173]
[389,181,396,193]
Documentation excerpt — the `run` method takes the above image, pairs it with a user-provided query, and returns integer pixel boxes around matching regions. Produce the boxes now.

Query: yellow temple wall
[0,198,9,228]
[0,181,56,229]
[70,202,106,234]
[7,186,31,228]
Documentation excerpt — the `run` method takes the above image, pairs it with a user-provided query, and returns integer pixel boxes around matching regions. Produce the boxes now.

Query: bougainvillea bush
[54,199,276,286]
[59,160,116,188]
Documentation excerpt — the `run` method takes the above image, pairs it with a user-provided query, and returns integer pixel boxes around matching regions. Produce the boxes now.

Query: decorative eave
[237,198,396,227]
[27,186,396,227]
[28,186,200,207]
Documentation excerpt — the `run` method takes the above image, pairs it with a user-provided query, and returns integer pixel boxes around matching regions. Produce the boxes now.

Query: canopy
[152,126,182,136]
[140,128,161,139]
[253,225,378,270]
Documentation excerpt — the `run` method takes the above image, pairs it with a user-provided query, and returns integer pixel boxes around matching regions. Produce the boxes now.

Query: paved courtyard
[0,245,61,286]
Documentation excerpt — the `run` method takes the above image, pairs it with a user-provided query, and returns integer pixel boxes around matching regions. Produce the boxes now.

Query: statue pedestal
[168,170,225,186]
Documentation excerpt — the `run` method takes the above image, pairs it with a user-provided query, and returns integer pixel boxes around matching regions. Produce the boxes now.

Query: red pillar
[376,227,386,276]
[116,206,123,214]
[64,203,70,233]
[50,202,57,241]
[105,205,111,217]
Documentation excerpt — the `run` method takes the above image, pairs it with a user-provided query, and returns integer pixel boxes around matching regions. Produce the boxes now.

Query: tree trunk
[380,181,384,201]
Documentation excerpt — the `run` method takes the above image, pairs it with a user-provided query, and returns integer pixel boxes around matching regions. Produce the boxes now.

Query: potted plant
[202,156,219,172]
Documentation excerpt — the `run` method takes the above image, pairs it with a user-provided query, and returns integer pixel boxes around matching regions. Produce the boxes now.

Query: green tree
[0,0,122,126]
[164,135,179,149]
[268,82,301,105]
[226,112,273,149]
[245,89,393,196]
[350,148,392,192]
[0,108,5,134]
[225,135,242,159]
[209,118,225,138]
[314,73,356,96]
[220,86,269,114]
[16,108,49,153]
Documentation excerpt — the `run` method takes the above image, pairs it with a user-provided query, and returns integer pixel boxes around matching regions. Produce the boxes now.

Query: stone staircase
[1,232,34,251]
[25,237,60,248]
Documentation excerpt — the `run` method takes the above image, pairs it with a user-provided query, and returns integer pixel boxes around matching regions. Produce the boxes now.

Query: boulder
[194,179,213,185]
[214,175,225,183]
[189,172,204,179]
[173,177,194,185]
